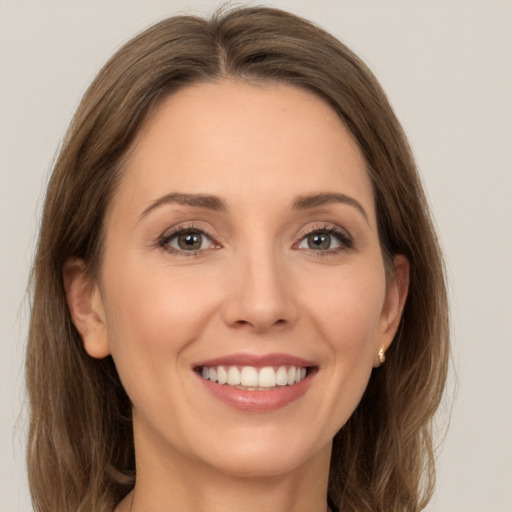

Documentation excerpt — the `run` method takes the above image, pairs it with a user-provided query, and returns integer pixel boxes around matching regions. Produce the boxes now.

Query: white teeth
[240,366,258,387]
[258,367,276,387]
[200,365,309,388]
[276,366,288,386]
[217,366,227,384]
[227,366,241,386]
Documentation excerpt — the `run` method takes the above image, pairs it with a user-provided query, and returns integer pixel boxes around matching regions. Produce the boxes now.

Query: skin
[65,80,409,512]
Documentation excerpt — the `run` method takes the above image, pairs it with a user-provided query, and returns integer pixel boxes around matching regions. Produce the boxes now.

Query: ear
[63,258,111,359]
[373,254,410,367]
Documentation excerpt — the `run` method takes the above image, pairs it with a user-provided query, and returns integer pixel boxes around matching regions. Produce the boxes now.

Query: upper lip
[193,352,316,369]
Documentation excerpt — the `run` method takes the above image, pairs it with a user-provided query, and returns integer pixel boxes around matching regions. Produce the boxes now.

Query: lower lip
[196,372,315,412]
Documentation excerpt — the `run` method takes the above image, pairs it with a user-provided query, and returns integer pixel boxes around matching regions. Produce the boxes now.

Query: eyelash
[157,223,217,257]
[296,225,353,256]
[157,223,353,257]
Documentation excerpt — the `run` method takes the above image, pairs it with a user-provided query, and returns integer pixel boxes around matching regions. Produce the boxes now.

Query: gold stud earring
[378,346,386,365]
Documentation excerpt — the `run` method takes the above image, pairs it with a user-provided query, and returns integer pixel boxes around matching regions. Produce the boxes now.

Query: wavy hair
[26,6,449,512]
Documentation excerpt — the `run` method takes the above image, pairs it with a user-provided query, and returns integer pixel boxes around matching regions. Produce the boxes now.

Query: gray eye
[307,233,331,250]
[167,230,213,251]
[298,232,342,251]
[178,232,203,250]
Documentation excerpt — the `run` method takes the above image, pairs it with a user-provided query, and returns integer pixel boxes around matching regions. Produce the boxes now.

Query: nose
[221,246,298,334]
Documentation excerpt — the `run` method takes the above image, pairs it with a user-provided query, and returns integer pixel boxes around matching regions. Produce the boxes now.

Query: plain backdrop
[1,1,511,511]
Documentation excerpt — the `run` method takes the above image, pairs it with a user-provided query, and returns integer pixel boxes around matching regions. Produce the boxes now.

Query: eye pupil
[308,233,331,250]
[178,232,202,250]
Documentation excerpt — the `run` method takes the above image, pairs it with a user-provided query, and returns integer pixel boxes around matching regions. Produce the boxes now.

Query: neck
[118,431,332,512]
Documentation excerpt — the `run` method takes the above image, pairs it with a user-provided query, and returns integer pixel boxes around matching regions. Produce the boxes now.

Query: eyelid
[299,222,352,237]
[157,223,221,255]
[156,221,353,256]
[294,223,353,252]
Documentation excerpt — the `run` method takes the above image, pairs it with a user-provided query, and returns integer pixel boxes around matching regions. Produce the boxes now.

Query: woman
[26,6,449,512]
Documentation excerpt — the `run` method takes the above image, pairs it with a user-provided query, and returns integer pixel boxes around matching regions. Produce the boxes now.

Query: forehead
[113,79,375,221]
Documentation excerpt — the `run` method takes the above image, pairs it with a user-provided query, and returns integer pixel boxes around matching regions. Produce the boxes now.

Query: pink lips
[194,353,317,412]
[194,352,315,369]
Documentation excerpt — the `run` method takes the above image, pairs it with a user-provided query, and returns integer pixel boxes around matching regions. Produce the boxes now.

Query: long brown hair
[26,6,449,512]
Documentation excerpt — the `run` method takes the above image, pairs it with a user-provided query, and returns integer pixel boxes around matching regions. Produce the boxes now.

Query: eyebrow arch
[292,192,369,223]
[139,193,226,220]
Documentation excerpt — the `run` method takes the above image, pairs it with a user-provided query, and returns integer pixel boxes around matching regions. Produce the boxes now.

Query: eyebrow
[139,191,368,223]
[139,193,226,220]
[292,192,369,223]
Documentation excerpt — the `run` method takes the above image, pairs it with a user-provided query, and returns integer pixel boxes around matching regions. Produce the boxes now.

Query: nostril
[230,317,288,332]
[233,319,251,328]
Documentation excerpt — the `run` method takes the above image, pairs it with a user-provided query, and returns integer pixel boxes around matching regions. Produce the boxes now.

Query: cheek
[106,257,216,334]
[100,257,221,397]
[303,262,386,352]
[272,259,387,439]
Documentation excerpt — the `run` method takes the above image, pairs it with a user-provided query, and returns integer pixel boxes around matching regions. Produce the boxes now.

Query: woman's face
[73,80,406,479]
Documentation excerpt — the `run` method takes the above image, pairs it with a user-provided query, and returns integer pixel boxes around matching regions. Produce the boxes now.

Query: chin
[183,421,332,479]
[203,446,323,479]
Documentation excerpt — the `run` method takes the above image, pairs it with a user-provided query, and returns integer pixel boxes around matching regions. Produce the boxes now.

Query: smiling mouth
[196,365,315,390]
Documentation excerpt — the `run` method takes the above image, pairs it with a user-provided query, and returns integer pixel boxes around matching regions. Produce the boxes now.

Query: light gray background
[1,1,511,511]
